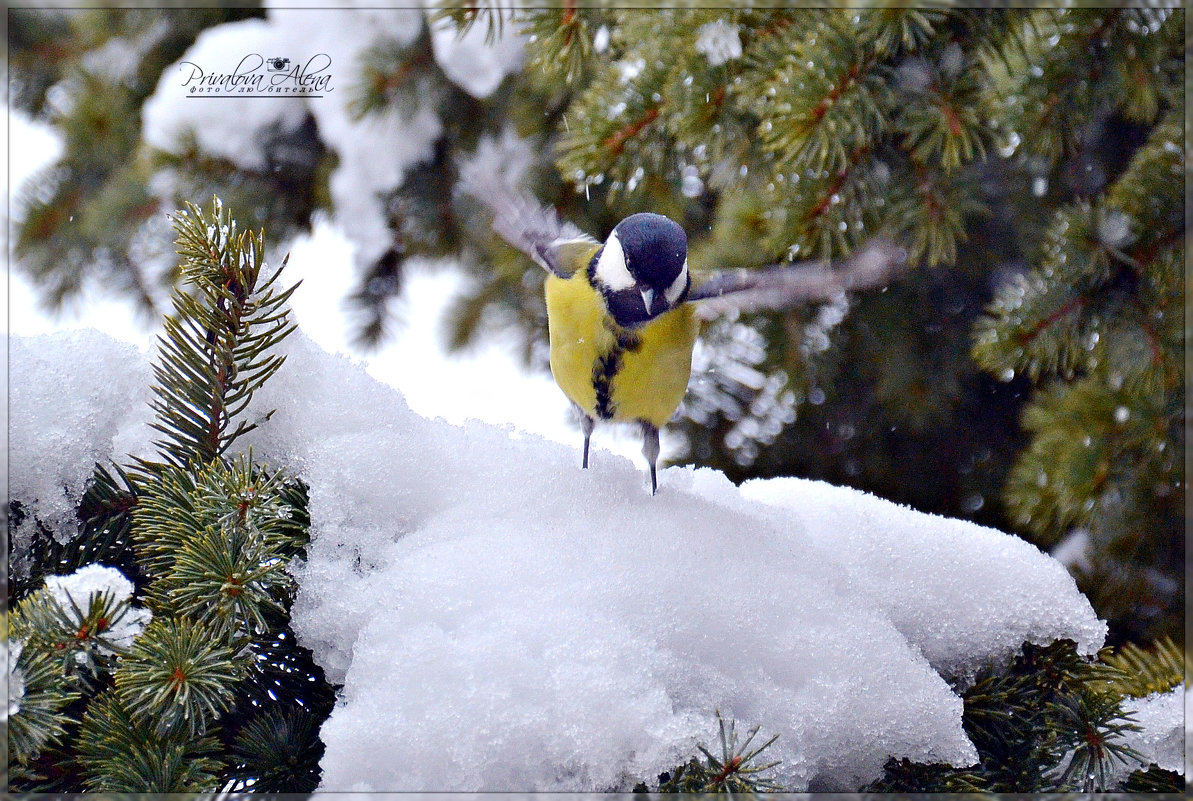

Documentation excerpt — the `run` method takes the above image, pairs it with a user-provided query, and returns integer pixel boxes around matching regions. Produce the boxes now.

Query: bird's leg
[578,408,595,469]
[641,421,660,495]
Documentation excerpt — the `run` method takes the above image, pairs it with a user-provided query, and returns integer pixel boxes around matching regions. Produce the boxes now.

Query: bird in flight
[467,181,906,494]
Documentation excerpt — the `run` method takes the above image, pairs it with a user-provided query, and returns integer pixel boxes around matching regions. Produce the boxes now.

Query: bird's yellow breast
[545,271,700,428]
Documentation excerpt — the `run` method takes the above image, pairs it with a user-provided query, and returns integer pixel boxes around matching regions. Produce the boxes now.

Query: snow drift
[248,333,1107,791]
[10,329,1109,791]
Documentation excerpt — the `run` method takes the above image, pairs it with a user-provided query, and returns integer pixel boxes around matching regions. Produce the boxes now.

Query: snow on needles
[11,329,1109,791]
[43,564,154,652]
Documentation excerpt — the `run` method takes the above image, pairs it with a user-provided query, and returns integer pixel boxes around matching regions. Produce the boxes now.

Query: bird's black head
[590,212,690,328]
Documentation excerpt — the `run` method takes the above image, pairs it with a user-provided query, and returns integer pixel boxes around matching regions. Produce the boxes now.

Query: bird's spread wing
[458,166,596,278]
[688,239,908,318]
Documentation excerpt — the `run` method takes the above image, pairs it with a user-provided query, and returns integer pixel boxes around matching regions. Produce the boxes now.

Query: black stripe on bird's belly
[592,323,642,420]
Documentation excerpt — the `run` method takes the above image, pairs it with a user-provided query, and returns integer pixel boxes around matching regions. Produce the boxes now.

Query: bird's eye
[594,232,636,291]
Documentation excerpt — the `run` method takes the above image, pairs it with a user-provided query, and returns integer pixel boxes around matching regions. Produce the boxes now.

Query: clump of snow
[141,18,311,172]
[1186,687,1192,780]
[42,564,153,652]
[1051,527,1093,571]
[9,332,154,579]
[429,10,525,98]
[939,41,965,79]
[695,19,742,67]
[4,640,24,722]
[1118,686,1185,777]
[593,24,611,54]
[269,4,437,270]
[140,5,439,270]
[684,318,796,467]
[458,127,536,193]
[10,328,1110,791]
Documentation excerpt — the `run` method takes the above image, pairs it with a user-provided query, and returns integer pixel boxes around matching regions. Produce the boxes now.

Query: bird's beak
[640,288,655,314]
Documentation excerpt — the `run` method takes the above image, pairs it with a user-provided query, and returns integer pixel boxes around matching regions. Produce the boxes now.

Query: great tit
[469,184,905,494]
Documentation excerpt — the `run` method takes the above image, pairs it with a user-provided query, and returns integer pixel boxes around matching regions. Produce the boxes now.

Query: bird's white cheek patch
[595,232,635,291]
[664,260,688,305]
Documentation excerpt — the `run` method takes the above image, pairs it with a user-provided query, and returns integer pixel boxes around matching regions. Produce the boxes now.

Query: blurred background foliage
[8,3,1185,653]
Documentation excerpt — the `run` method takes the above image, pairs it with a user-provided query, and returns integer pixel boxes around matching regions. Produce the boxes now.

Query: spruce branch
[348,34,440,123]
[886,158,983,267]
[1120,765,1184,792]
[76,690,222,792]
[10,586,146,686]
[133,455,300,633]
[865,756,987,793]
[147,198,297,469]
[894,53,992,173]
[431,1,513,45]
[5,638,82,766]
[114,616,244,737]
[635,711,782,793]
[131,463,204,583]
[761,145,885,261]
[860,8,949,57]
[522,4,602,85]
[1049,689,1143,792]
[751,11,888,177]
[226,708,325,792]
[555,36,673,195]
[1089,636,1183,698]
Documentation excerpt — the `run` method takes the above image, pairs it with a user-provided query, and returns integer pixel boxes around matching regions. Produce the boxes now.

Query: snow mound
[241,331,1106,791]
[8,332,154,578]
[9,329,1108,791]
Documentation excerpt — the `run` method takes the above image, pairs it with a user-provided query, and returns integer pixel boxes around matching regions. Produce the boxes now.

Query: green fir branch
[1001,377,1153,542]
[522,4,605,85]
[971,203,1138,384]
[226,708,325,792]
[1049,688,1143,792]
[859,8,949,58]
[348,33,442,123]
[131,464,204,583]
[555,28,674,196]
[1090,636,1184,698]
[5,639,82,766]
[886,158,983,267]
[430,1,512,45]
[1121,765,1184,792]
[10,585,144,688]
[76,690,222,792]
[870,639,1151,793]
[133,454,301,633]
[146,198,297,468]
[751,11,889,177]
[635,711,782,793]
[113,616,243,737]
[894,51,992,174]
